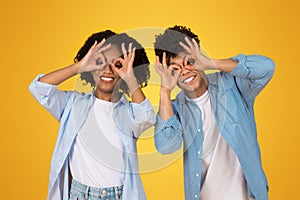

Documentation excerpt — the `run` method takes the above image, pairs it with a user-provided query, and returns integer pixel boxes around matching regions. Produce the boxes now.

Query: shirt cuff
[131,98,153,113]
[29,73,58,96]
[155,114,179,133]
[229,54,249,78]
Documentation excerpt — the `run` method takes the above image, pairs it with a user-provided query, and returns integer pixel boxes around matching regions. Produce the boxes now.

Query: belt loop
[84,186,89,200]
[114,186,119,200]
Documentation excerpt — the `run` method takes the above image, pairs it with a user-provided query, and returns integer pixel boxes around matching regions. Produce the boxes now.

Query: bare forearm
[209,59,238,73]
[39,62,80,85]
[158,88,174,121]
[125,77,145,103]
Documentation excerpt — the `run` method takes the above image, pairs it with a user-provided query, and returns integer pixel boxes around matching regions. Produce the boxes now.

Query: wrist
[73,62,83,74]
[124,76,140,93]
[203,58,217,70]
[212,59,238,73]
[122,72,136,83]
[160,86,171,94]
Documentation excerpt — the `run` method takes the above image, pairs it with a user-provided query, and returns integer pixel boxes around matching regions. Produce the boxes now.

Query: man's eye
[187,58,195,65]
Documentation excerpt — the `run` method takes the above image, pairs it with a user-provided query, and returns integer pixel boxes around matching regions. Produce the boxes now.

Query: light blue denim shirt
[155,54,275,200]
[29,74,156,200]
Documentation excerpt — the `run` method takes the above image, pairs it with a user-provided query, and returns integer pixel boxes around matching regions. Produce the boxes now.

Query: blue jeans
[69,179,123,200]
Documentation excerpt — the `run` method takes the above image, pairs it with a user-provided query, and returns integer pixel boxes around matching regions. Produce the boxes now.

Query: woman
[29,30,155,200]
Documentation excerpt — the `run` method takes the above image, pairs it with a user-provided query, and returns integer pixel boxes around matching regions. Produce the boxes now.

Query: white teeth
[183,76,194,83]
[101,77,113,81]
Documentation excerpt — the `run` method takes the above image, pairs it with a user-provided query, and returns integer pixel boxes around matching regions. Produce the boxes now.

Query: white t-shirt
[69,97,124,187]
[191,91,251,200]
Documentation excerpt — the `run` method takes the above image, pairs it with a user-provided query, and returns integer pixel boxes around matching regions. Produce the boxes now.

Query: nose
[180,67,190,76]
[103,64,114,73]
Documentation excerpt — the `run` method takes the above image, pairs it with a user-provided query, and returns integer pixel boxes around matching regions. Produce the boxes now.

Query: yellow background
[1,0,299,199]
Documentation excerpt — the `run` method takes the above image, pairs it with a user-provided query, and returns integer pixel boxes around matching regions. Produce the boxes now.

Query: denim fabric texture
[29,75,155,200]
[155,54,275,200]
[69,179,123,200]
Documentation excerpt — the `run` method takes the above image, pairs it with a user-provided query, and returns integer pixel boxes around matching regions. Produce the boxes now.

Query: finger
[93,55,107,72]
[167,65,174,76]
[184,64,196,70]
[184,66,194,71]
[129,47,136,64]
[98,38,106,46]
[127,43,133,58]
[128,43,134,59]
[98,52,108,65]
[128,43,133,53]
[168,65,179,77]
[95,54,103,65]
[162,52,167,67]
[154,63,164,75]
[192,38,200,51]
[114,58,124,67]
[169,64,182,75]
[95,62,107,71]
[90,41,98,51]
[173,68,182,80]
[169,64,181,71]
[168,64,181,75]
[156,56,164,70]
[186,55,195,66]
[95,38,106,49]
[179,42,192,54]
[96,43,111,53]
[115,57,124,62]
[110,62,121,73]
[184,37,194,49]
[121,43,127,58]
[156,56,162,65]
[183,55,188,66]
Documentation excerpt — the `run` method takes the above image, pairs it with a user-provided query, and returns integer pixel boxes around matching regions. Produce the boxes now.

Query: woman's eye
[96,59,103,65]
[115,61,122,68]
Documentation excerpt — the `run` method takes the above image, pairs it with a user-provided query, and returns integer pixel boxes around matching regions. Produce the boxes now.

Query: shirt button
[195,194,198,198]
[197,128,200,132]
[197,151,200,154]
[196,173,199,177]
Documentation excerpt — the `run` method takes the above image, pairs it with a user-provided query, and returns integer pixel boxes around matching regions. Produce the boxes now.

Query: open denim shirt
[155,54,275,200]
[29,74,156,200]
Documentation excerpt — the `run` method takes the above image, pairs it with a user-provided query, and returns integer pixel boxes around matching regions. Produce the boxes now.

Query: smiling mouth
[183,76,195,83]
[100,76,114,82]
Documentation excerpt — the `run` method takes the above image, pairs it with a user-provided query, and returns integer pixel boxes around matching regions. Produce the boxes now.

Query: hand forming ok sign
[78,38,111,74]
[111,42,136,82]
[179,37,214,71]
[154,52,182,91]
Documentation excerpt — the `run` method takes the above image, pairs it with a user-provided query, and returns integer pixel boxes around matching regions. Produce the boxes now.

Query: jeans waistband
[70,179,123,200]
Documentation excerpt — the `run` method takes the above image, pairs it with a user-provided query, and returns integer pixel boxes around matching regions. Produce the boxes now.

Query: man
[154,25,274,200]
[29,30,155,200]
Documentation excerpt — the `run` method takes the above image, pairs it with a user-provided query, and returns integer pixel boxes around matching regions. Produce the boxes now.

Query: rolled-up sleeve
[230,54,275,100]
[28,74,72,121]
[129,98,156,138]
[154,114,183,154]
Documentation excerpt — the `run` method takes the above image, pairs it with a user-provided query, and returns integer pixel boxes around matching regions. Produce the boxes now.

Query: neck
[185,84,208,99]
[94,89,121,103]
[185,72,208,99]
